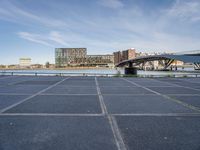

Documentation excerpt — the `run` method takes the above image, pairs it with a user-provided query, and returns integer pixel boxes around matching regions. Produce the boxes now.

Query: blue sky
[0,0,200,64]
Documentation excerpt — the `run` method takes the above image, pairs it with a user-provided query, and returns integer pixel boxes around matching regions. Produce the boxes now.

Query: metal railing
[1,71,200,78]
[0,71,115,77]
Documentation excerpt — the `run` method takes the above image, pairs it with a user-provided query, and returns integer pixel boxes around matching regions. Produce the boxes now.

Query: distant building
[19,58,31,67]
[122,48,136,60]
[113,48,136,65]
[171,60,184,66]
[30,64,44,69]
[55,48,114,68]
[55,48,87,67]
[8,64,19,69]
[0,65,6,69]
[113,51,122,65]
[86,55,114,67]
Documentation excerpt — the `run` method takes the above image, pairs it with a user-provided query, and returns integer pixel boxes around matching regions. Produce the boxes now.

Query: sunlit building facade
[55,48,114,67]
[55,48,87,67]
[19,58,31,67]
[113,48,136,65]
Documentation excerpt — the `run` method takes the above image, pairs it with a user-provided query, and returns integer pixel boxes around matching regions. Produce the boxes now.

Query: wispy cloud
[98,0,124,9]
[49,31,70,46]
[0,1,67,28]
[167,0,200,22]
[17,32,53,46]
[17,31,71,47]
[2,0,200,54]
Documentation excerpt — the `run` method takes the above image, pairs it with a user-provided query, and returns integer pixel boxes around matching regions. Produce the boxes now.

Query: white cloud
[17,31,71,47]
[149,32,200,51]
[167,0,200,22]
[0,1,67,27]
[99,0,124,9]
[17,32,53,46]
[49,31,70,46]
[3,0,200,53]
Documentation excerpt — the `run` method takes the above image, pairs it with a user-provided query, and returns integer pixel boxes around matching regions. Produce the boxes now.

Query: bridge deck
[116,54,200,67]
[0,76,200,150]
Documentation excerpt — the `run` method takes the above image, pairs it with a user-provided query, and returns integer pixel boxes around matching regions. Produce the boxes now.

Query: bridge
[116,51,200,70]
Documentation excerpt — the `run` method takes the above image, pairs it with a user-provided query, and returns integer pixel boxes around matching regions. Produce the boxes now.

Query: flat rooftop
[0,76,200,150]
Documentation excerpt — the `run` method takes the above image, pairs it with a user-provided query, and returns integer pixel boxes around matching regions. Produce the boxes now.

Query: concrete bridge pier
[164,59,174,70]
[125,62,137,75]
[194,63,200,70]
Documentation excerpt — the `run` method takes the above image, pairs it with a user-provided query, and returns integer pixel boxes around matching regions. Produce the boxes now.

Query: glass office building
[55,48,114,67]
[55,48,87,67]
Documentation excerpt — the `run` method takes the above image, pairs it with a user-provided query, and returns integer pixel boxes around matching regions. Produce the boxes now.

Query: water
[0,68,200,77]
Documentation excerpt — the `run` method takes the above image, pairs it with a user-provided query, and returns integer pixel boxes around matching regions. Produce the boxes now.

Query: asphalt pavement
[0,75,200,150]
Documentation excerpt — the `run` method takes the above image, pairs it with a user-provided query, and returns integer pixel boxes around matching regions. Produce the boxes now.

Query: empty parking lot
[0,75,200,150]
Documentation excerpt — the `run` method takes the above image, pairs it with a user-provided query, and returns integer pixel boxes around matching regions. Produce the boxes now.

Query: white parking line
[6,77,38,85]
[166,94,200,96]
[1,112,199,117]
[0,77,70,113]
[0,113,103,117]
[113,113,200,117]
[0,93,31,95]
[95,77,127,150]
[40,93,98,96]
[95,77,107,114]
[0,76,19,80]
[121,78,200,113]
[173,78,200,84]
[150,78,200,92]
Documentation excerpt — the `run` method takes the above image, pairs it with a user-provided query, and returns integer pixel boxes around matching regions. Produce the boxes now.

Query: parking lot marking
[0,76,19,80]
[0,113,103,116]
[150,78,200,92]
[0,77,70,113]
[112,113,200,116]
[122,78,200,113]
[95,77,107,115]
[95,77,127,150]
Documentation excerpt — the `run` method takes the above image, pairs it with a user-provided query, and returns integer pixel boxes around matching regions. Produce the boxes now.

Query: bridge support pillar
[164,59,174,70]
[194,63,200,70]
[125,67,137,75]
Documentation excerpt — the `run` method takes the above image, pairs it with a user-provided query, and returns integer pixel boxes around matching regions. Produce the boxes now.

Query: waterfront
[1,0,200,149]
[1,67,199,77]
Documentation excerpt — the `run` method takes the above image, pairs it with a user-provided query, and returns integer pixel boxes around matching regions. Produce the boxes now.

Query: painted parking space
[0,116,117,150]
[0,76,200,150]
[115,116,200,150]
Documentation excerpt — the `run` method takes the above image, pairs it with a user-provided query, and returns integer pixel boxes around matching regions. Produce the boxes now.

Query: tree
[45,61,50,68]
